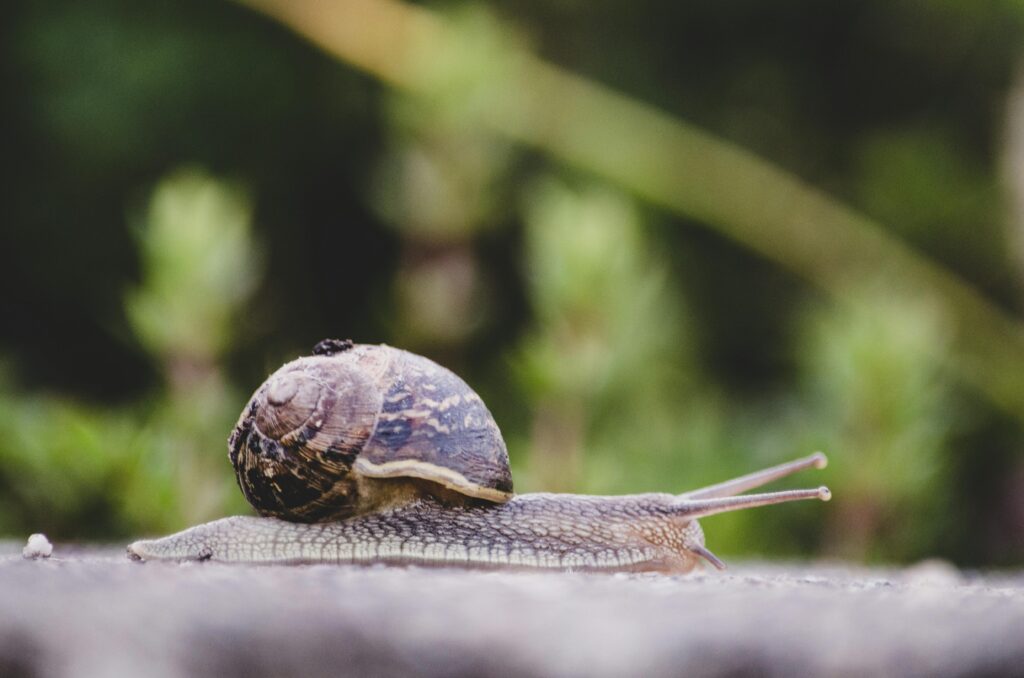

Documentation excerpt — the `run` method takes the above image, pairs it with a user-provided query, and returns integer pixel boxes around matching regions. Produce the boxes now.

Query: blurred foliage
[514,179,693,492]
[795,289,955,561]
[1,0,1024,567]
[371,86,515,348]
[127,168,259,363]
[0,170,254,538]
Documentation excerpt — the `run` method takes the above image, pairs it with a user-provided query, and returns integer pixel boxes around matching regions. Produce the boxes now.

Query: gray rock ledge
[0,543,1021,677]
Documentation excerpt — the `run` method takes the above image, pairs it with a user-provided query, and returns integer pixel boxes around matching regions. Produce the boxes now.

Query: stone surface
[1,541,1022,677]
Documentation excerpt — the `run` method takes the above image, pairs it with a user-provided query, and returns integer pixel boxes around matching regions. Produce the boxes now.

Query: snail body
[128,340,830,573]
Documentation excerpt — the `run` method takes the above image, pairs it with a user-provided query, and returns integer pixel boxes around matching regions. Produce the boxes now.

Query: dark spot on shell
[289,427,309,449]
[297,488,359,522]
[271,472,326,511]
[373,418,413,449]
[382,391,414,413]
[228,415,253,465]
[242,467,324,516]
[312,338,354,356]
[322,440,359,465]
[259,436,285,462]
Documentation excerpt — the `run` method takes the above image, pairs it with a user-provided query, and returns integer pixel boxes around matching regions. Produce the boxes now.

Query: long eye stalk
[672,453,830,520]
[679,452,828,500]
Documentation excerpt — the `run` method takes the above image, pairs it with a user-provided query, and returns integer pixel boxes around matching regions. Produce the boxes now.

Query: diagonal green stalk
[236,0,1024,421]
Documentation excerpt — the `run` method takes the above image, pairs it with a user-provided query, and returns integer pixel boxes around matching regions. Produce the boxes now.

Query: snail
[127,339,830,573]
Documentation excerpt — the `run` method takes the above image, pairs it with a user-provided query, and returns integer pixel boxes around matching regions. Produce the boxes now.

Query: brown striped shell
[228,339,514,522]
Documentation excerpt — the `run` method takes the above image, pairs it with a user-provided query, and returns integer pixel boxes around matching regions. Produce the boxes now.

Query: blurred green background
[2,0,1024,567]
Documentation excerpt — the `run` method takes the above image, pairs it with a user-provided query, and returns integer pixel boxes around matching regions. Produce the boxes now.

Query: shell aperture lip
[354,457,513,503]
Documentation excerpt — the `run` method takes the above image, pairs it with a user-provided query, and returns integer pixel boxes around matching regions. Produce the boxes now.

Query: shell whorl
[228,345,382,521]
[228,341,513,522]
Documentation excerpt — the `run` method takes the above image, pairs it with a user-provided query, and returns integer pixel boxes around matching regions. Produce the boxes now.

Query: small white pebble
[23,533,53,559]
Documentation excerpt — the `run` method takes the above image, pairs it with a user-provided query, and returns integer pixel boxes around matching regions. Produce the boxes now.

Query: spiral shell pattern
[228,342,513,522]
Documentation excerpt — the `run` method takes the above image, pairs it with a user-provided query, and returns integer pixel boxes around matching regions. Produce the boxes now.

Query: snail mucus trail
[128,339,831,573]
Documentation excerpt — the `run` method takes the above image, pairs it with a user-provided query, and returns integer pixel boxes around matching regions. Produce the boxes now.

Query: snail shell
[228,339,513,522]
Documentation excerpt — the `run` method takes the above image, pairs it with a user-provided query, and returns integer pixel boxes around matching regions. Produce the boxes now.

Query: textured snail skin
[127,484,830,572]
[128,493,713,573]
